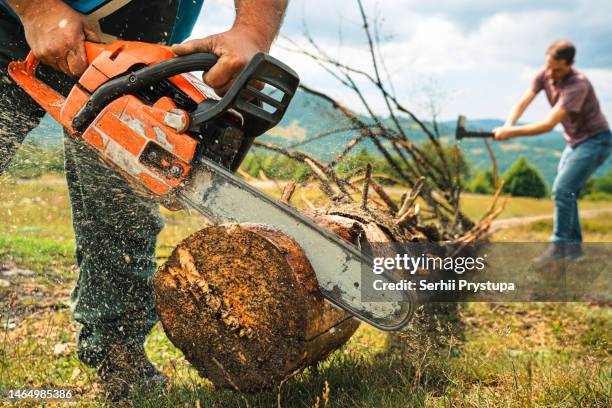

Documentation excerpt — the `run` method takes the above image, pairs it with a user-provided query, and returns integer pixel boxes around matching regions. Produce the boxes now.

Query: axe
[455,115,494,140]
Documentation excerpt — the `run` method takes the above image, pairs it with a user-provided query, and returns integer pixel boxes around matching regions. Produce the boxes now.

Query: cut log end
[154,223,359,391]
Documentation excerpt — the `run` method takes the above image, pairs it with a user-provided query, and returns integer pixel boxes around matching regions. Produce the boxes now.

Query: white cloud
[188,0,612,122]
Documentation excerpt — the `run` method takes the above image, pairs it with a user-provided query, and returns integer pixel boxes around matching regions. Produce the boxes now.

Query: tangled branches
[252,0,504,243]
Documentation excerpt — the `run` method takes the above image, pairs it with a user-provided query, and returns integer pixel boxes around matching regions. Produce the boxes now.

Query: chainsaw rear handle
[15,52,38,76]
[8,41,135,100]
[72,53,219,131]
[8,43,218,130]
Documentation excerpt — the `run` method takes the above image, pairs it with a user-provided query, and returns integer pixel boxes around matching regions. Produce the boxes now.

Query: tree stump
[154,216,367,391]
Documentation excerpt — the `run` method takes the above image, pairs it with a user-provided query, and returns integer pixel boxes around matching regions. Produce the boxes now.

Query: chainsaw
[455,115,494,140]
[8,41,414,331]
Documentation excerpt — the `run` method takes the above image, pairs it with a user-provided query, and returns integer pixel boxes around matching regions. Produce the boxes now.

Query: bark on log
[154,216,368,391]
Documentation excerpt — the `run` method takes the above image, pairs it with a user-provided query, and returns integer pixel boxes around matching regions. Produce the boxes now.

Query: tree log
[154,215,373,391]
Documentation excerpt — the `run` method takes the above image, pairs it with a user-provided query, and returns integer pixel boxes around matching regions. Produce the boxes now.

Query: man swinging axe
[492,40,611,261]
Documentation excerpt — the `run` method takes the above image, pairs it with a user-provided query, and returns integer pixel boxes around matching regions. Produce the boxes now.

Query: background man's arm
[172,0,289,95]
[494,106,568,140]
[504,88,537,126]
[6,0,99,76]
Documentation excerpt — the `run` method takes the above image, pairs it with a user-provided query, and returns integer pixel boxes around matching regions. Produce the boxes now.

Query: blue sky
[190,0,612,123]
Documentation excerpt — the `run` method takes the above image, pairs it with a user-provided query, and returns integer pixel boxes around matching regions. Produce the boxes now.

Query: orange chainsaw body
[8,41,220,200]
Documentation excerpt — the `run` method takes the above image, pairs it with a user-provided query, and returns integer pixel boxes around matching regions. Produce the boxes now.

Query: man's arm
[6,0,98,76]
[172,0,289,95]
[493,106,569,140]
[504,88,537,126]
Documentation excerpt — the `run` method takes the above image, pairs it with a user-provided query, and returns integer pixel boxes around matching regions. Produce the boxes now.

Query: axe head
[454,114,494,140]
[455,115,467,140]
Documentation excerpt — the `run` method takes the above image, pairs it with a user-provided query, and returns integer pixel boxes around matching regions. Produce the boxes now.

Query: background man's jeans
[552,130,612,243]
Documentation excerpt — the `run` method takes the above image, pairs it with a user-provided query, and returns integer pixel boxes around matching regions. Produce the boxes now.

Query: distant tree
[581,170,612,200]
[239,153,263,178]
[469,170,495,194]
[502,156,548,198]
[335,148,376,174]
[579,177,596,198]
[592,170,612,194]
[239,151,309,181]
[336,148,398,183]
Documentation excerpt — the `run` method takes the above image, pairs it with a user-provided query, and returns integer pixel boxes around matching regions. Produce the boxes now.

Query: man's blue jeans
[551,130,612,243]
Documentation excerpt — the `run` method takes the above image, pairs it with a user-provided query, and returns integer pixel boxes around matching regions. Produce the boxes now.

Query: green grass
[1,176,611,407]
[494,213,612,242]
[460,192,611,220]
[0,236,75,278]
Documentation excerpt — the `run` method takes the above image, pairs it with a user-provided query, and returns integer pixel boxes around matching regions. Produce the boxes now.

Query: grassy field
[0,175,611,407]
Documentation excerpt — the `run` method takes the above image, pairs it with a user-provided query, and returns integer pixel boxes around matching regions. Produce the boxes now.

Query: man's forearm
[507,121,554,137]
[5,0,34,19]
[507,107,567,137]
[233,0,288,50]
[494,106,567,141]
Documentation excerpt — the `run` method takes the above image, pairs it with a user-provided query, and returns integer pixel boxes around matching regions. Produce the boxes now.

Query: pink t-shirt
[531,68,609,146]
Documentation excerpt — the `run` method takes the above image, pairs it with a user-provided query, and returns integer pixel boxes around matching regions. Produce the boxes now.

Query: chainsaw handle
[72,53,219,131]
[8,51,70,124]
[19,40,107,76]
[188,53,300,138]
[8,41,136,127]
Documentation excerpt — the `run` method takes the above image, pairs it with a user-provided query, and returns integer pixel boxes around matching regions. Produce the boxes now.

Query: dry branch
[369,179,398,213]
[361,163,373,209]
[483,138,499,188]
[281,180,297,204]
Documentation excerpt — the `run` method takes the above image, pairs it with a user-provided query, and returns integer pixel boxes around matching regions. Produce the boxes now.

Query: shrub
[502,156,548,198]
[592,170,612,194]
[581,170,612,200]
[419,140,471,179]
[469,170,495,194]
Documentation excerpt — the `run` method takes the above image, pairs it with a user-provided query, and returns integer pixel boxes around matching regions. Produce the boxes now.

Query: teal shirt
[0,0,204,43]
